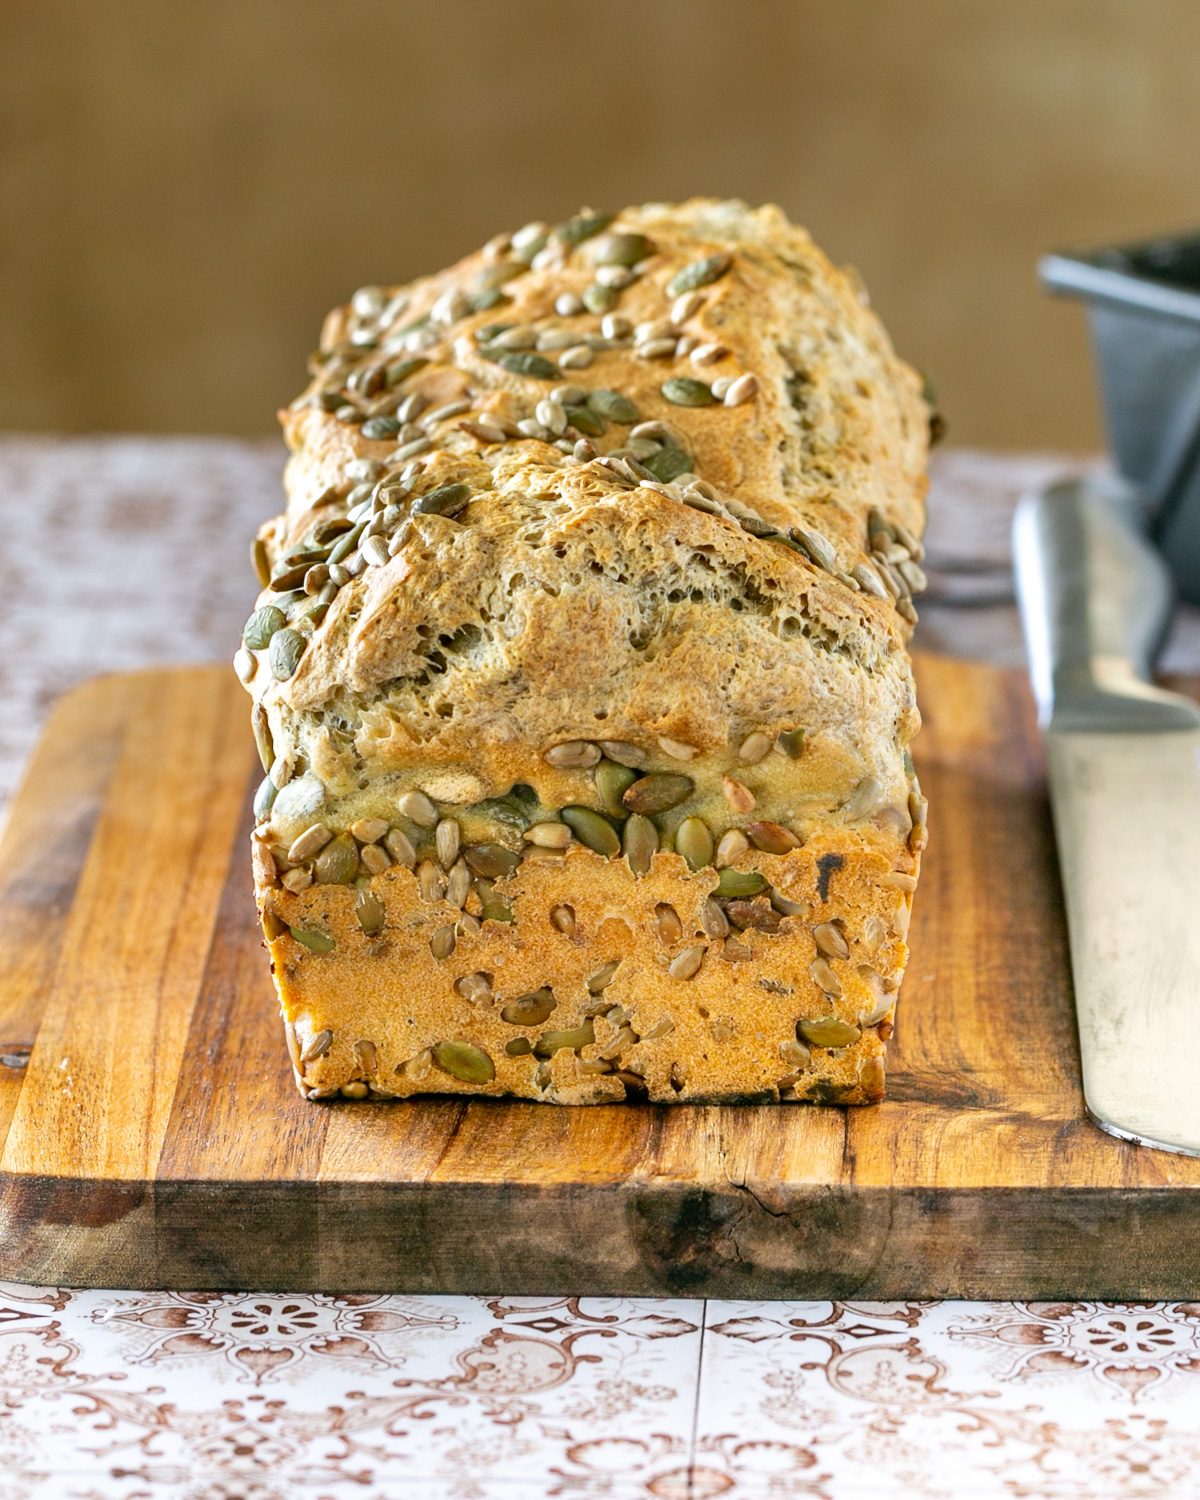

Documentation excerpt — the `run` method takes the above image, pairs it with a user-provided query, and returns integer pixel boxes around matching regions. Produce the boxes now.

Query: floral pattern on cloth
[2,1288,1200,1496]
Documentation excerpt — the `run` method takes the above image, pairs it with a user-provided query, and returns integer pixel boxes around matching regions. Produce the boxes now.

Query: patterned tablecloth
[2,437,1200,1500]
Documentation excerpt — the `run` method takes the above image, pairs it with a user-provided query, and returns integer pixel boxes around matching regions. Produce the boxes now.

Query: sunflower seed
[715,829,751,867]
[788,527,837,572]
[799,1015,859,1048]
[523,822,569,849]
[666,254,731,298]
[676,816,714,870]
[843,775,884,821]
[550,903,576,936]
[623,772,694,814]
[384,827,417,868]
[715,868,768,898]
[301,1028,333,1063]
[357,534,387,568]
[688,341,727,367]
[620,812,657,875]
[770,887,808,917]
[287,823,333,863]
[699,897,730,940]
[746,821,802,855]
[880,870,918,892]
[440,857,468,909]
[721,776,756,813]
[544,739,601,768]
[670,290,706,325]
[435,818,461,869]
[253,776,278,822]
[456,971,494,1004]
[727,898,782,932]
[808,958,843,998]
[290,926,336,954]
[561,806,619,856]
[735,731,771,766]
[233,647,256,683]
[432,1040,495,1083]
[724,373,759,406]
[359,843,390,876]
[668,945,705,980]
[354,889,386,936]
[813,921,850,961]
[598,313,630,340]
[417,859,446,902]
[559,344,595,370]
[555,291,584,316]
[535,398,567,436]
[501,988,557,1027]
[659,737,700,763]
[637,337,677,360]
[595,760,638,818]
[655,902,683,944]
[348,817,387,845]
[597,739,646,767]
[398,789,439,828]
[534,1020,595,1057]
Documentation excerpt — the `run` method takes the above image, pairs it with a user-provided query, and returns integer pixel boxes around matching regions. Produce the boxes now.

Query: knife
[1014,473,1200,1155]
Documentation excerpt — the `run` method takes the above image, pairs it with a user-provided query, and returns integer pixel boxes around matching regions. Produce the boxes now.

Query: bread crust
[240,199,930,1105]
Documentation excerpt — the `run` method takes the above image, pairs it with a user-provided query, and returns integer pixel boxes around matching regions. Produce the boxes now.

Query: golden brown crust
[238,198,930,1105]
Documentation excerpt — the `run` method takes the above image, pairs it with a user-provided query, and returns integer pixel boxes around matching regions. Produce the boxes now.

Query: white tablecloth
[2,437,1199,1499]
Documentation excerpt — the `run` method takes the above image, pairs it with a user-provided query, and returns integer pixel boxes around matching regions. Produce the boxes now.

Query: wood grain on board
[1,658,1198,1297]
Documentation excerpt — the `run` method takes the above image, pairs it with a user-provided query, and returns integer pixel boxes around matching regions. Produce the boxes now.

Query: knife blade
[1014,473,1200,1155]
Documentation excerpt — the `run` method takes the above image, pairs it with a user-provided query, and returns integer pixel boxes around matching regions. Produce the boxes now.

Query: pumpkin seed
[355,889,386,935]
[622,813,658,875]
[261,904,287,939]
[666,253,731,298]
[430,923,457,959]
[641,446,691,482]
[715,828,750,867]
[253,776,278,821]
[668,944,706,980]
[561,806,620,857]
[290,925,335,953]
[268,628,306,680]
[243,605,286,651]
[661,377,714,407]
[413,482,470,518]
[552,211,614,246]
[498,351,558,380]
[622,772,693,815]
[505,1037,532,1057]
[500,988,556,1026]
[361,415,400,441]
[582,283,618,314]
[287,823,333,864]
[587,960,621,994]
[533,1020,595,1058]
[474,878,512,923]
[595,760,638,818]
[813,921,850,959]
[777,727,805,759]
[587,389,640,424]
[746,821,802,855]
[798,1016,860,1049]
[715,868,768,898]
[676,816,714,870]
[315,833,359,884]
[544,739,601,768]
[398,789,439,828]
[326,521,367,566]
[464,843,521,878]
[592,231,654,267]
[432,1040,495,1084]
[562,404,604,437]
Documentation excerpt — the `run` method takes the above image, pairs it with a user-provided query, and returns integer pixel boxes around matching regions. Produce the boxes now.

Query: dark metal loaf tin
[1042,233,1200,603]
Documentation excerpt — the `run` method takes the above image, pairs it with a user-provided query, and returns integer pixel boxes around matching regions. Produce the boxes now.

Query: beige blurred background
[3,0,1198,448]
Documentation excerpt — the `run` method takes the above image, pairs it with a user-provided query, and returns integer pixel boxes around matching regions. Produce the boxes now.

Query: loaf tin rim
[1041,231,1200,327]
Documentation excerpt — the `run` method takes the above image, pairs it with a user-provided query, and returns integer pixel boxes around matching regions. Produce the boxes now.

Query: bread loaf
[237,199,931,1105]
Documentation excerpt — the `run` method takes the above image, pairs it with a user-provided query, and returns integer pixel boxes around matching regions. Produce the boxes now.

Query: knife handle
[1013,475,1194,731]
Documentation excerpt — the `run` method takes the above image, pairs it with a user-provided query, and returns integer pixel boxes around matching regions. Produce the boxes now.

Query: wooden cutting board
[2,657,1199,1298]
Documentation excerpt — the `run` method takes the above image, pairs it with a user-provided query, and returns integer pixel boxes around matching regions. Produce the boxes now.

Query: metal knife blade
[1015,474,1200,1155]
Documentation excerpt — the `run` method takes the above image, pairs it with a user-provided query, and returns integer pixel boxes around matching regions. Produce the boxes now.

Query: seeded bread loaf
[238,198,930,1105]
